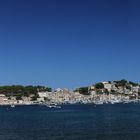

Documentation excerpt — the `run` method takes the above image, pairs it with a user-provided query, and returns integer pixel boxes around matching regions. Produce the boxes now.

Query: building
[132,86,140,92]
[55,88,63,92]
[37,97,45,102]
[38,91,52,98]
[102,82,112,91]
[0,94,6,97]
[89,85,95,91]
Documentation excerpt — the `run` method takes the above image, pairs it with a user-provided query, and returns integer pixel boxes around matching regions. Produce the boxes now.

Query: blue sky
[0,0,139,89]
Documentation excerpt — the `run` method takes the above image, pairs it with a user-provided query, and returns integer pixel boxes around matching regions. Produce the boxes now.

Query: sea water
[0,103,140,140]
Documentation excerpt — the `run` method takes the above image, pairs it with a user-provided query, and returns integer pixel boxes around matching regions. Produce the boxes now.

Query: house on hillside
[0,94,5,97]
[38,91,52,98]
[132,86,140,92]
[88,85,96,95]
[89,85,95,91]
[102,82,112,92]
[55,88,63,92]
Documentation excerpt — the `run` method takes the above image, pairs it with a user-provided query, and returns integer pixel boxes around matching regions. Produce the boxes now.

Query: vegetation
[44,97,50,102]
[114,79,128,87]
[95,83,104,89]
[31,94,40,101]
[126,85,131,90]
[129,81,139,87]
[96,90,103,94]
[0,85,52,97]
[16,94,22,100]
[78,87,90,95]
[111,89,116,94]
[114,79,139,88]
[104,89,109,95]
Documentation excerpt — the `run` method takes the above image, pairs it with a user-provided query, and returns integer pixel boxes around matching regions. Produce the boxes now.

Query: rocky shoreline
[0,100,139,107]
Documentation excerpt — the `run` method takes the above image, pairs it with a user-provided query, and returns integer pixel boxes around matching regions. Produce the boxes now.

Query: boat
[46,103,61,109]
[47,105,56,108]
[47,105,61,109]
[11,105,15,108]
[110,99,121,104]
[95,101,104,105]
[55,106,61,109]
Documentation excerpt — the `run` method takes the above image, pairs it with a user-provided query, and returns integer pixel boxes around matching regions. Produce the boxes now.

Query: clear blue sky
[0,0,139,89]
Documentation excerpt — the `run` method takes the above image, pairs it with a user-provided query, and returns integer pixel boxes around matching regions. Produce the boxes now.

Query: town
[0,80,140,106]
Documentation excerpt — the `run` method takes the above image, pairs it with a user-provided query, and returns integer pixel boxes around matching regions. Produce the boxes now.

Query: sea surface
[0,103,140,140]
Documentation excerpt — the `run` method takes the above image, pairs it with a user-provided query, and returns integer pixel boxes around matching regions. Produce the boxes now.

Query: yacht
[11,104,15,108]
[46,103,61,109]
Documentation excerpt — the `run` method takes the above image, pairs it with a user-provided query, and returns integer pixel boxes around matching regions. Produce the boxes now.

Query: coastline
[0,80,139,107]
[0,99,139,107]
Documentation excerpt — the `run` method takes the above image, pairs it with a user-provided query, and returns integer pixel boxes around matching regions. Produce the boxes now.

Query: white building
[132,86,140,92]
[38,91,52,98]
[0,94,5,97]
[89,85,95,91]
[102,82,112,91]
[37,97,45,102]
[55,88,63,92]
[90,91,96,95]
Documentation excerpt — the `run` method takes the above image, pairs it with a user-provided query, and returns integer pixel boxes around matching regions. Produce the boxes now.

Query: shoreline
[0,99,139,107]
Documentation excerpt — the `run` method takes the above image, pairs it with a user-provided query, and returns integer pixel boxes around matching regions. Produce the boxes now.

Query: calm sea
[0,103,140,140]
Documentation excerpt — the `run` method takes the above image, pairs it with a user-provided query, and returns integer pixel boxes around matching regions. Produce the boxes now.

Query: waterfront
[0,103,140,140]
[0,80,139,106]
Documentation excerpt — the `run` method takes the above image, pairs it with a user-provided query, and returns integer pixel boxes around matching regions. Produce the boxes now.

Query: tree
[44,97,50,102]
[78,87,90,95]
[126,85,131,90]
[111,90,116,94]
[0,85,52,97]
[129,81,138,87]
[15,94,22,100]
[95,83,104,89]
[25,86,38,95]
[104,89,109,95]
[115,79,127,87]
[31,94,39,101]
[36,86,52,92]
